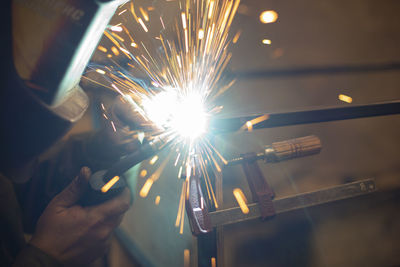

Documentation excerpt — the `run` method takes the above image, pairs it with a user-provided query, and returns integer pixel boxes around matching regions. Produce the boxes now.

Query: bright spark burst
[86,0,241,233]
[142,90,208,139]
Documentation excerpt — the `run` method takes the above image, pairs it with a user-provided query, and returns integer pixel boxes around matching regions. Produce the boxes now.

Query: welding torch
[81,133,172,205]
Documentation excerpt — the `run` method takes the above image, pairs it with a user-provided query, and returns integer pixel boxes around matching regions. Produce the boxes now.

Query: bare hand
[30,167,131,265]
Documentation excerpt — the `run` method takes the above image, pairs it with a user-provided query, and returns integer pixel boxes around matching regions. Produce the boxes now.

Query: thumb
[55,167,91,207]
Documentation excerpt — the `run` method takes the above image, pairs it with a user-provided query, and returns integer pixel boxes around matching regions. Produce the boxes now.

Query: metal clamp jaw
[240,153,276,219]
[234,135,322,219]
[185,157,213,235]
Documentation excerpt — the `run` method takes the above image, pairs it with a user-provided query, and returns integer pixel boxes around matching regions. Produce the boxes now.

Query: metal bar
[215,170,224,267]
[211,101,400,134]
[209,179,376,228]
[232,62,400,80]
[191,235,198,267]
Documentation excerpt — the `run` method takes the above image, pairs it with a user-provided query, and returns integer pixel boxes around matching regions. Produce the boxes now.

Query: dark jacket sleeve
[4,131,122,266]
[0,175,63,267]
[13,245,63,267]
[15,131,123,233]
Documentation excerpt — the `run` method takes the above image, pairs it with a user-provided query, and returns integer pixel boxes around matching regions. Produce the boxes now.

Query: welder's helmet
[0,0,126,173]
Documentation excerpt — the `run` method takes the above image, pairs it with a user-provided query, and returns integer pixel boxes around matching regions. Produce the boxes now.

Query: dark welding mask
[0,0,126,175]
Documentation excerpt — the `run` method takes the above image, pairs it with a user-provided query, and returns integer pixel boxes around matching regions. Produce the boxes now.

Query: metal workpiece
[211,101,400,134]
[209,179,377,228]
[228,135,322,165]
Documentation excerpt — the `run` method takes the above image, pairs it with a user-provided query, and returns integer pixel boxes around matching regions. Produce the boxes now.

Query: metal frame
[116,100,399,267]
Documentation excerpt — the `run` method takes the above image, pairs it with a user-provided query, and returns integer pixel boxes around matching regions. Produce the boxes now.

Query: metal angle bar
[211,101,400,134]
[209,179,376,228]
[232,62,400,80]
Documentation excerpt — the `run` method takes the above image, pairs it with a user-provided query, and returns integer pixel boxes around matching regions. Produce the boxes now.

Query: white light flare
[142,90,208,140]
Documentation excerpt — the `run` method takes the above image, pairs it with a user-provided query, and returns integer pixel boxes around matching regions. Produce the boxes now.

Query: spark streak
[139,179,153,198]
[233,188,249,214]
[339,94,353,103]
[87,0,241,233]
[101,176,120,193]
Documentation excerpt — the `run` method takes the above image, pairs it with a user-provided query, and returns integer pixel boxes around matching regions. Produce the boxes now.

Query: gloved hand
[102,94,157,154]
[30,167,131,265]
[104,95,143,152]
[86,94,156,165]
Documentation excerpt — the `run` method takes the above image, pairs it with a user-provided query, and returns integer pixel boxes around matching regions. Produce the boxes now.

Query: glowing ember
[139,179,154,198]
[233,188,249,214]
[155,195,161,205]
[149,155,158,165]
[183,249,190,267]
[96,69,106,75]
[140,169,147,177]
[260,10,278,24]
[338,94,353,103]
[101,176,120,193]
[211,257,216,267]
[262,39,272,45]
[97,45,107,53]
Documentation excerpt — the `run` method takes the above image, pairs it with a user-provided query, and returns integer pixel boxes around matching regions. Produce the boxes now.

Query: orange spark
[232,30,241,44]
[138,18,148,32]
[97,45,107,53]
[139,179,154,198]
[149,155,158,165]
[184,249,190,267]
[338,94,353,103]
[96,69,106,75]
[111,46,120,56]
[233,188,249,214]
[246,121,253,131]
[155,195,161,205]
[140,169,147,177]
[211,257,216,267]
[198,29,204,39]
[101,176,120,193]
[260,10,278,24]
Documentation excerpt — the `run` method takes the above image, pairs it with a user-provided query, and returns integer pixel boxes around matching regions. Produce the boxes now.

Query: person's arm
[15,167,131,266]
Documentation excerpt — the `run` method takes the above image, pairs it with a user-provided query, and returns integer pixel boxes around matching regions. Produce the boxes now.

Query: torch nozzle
[103,133,174,183]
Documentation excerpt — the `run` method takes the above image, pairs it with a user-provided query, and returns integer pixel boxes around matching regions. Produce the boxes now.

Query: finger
[124,139,143,153]
[91,188,131,218]
[54,167,91,207]
[101,213,125,229]
[113,95,147,130]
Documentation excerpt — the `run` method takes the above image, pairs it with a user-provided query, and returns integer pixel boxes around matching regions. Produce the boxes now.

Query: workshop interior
[1,0,400,266]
